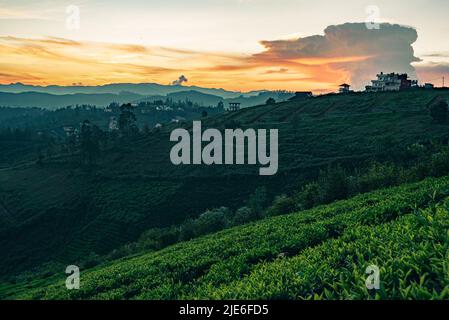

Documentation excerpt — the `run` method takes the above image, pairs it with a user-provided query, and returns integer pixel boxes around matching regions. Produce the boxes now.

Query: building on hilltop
[365,72,418,92]
[228,102,241,112]
[339,83,352,94]
[108,116,118,131]
[288,91,313,101]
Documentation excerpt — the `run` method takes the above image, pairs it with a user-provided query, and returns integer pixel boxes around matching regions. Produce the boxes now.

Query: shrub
[430,100,448,123]
[265,195,297,217]
[179,219,196,241]
[296,182,321,209]
[194,207,231,236]
[246,186,269,218]
[81,252,102,269]
[355,162,398,193]
[232,206,253,225]
[266,98,276,105]
[138,227,179,250]
[430,148,449,177]
[317,165,349,203]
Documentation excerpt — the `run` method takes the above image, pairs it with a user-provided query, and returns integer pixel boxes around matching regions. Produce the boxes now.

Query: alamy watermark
[365,265,380,290]
[66,5,81,30]
[65,265,80,290]
[169,121,278,176]
[365,5,381,30]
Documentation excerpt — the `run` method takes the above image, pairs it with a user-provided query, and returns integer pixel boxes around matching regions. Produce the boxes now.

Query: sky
[1,0,449,92]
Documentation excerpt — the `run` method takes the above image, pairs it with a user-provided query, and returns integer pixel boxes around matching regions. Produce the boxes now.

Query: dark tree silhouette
[119,103,138,136]
[430,100,448,124]
[80,120,100,165]
[266,97,276,105]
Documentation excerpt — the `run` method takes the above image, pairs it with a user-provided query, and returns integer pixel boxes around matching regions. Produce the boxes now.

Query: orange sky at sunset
[1,0,449,93]
[0,36,352,92]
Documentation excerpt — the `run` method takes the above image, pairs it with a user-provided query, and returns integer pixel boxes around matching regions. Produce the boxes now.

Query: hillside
[0,91,143,109]
[1,89,449,278]
[0,89,292,109]
[3,174,449,299]
[0,82,245,98]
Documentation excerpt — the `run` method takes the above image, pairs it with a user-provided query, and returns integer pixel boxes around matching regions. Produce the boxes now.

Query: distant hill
[227,91,295,107]
[0,91,144,109]
[0,82,265,99]
[0,89,294,109]
[136,90,224,107]
[136,90,295,108]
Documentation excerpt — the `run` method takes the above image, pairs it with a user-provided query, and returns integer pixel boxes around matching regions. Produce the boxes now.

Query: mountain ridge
[0,82,273,99]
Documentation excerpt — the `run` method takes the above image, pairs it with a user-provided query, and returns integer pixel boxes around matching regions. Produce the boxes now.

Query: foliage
[2,89,449,282]
[118,104,138,136]
[266,98,276,105]
[430,100,448,123]
[6,175,449,300]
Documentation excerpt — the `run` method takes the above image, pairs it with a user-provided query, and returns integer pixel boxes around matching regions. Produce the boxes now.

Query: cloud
[171,75,188,86]
[421,52,449,58]
[415,62,449,85]
[252,23,420,89]
[264,68,289,74]
[0,23,427,92]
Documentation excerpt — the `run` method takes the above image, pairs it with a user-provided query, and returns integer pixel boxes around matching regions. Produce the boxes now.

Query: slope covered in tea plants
[1,89,449,277]
[7,174,449,300]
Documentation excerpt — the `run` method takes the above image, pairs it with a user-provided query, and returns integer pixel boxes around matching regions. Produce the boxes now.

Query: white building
[365,72,418,92]
[108,116,118,131]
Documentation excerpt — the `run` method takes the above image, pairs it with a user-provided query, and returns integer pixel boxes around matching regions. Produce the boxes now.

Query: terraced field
[5,175,449,300]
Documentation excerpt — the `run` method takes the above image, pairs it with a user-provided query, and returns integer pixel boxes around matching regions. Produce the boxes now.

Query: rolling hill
[0,89,292,109]
[0,82,246,98]
[3,174,449,299]
[1,89,449,281]
[0,91,143,109]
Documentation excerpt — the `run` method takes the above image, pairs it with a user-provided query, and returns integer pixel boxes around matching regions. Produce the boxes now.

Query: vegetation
[3,174,449,299]
[430,100,449,123]
[1,89,449,299]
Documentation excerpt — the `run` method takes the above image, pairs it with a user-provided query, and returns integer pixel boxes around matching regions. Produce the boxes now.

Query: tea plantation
[2,89,449,278]
[5,174,449,300]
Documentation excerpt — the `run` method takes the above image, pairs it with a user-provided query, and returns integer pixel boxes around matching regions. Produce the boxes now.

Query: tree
[216,101,224,111]
[292,113,301,139]
[202,110,208,118]
[317,165,349,203]
[266,97,276,105]
[118,103,138,136]
[264,195,296,217]
[247,186,269,218]
[430,100,448,124]
[143,123,151,135]
[232,206,253,225]
[194,207,231,236]
[80,120,100,165]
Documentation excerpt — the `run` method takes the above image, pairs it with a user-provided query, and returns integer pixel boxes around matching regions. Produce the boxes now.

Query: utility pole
[443,76,445,88]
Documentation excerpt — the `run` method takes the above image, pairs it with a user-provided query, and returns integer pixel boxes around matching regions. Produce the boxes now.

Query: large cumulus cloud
[253,23,420,89]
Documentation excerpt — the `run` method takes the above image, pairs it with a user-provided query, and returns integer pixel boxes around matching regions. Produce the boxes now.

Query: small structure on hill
[288,91,313,101]
[365,72,418,92]
[228,102,241,112]
[424,83,435,89]
[339,83,352,94]
[108,116,118,131]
